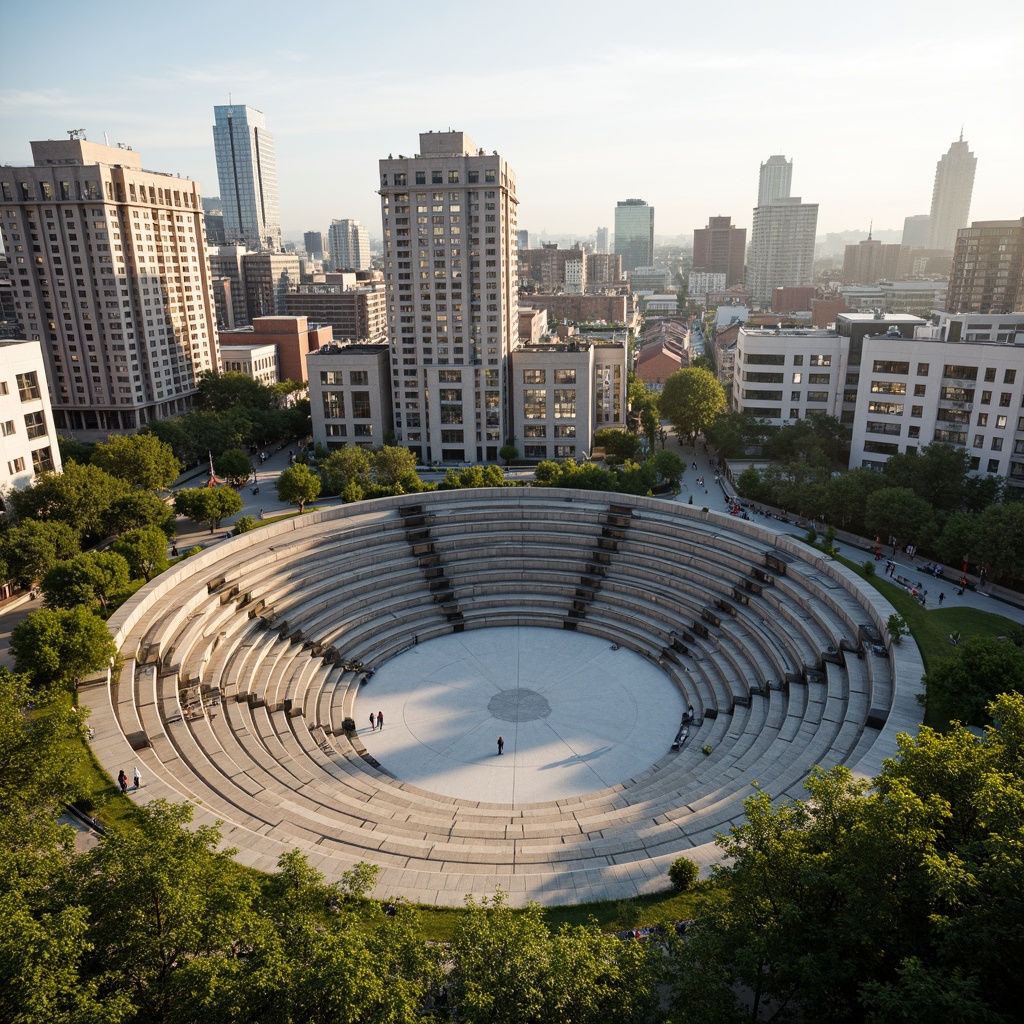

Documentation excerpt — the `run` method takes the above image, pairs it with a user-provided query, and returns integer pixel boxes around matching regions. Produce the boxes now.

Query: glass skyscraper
[614,199,654,272]
[212,104,281,252]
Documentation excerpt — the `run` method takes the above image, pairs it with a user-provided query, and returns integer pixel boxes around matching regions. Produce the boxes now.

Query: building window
[992,437,1004,451]
[870,380,907,395]
[808,373,830,385]
[1004,369,1017,385]
[325,423,347,437]
[354,424,373,437]
[984,367,997,382]
[1000,392,1011,408]
[524,445,547,458]
[322,391,345,418]
[524,425,546,438]
[0,420,15,436]
[523,369,545,384]
[917,363,929,376]
[554,368,576,384]
[987,459,1001,473]
[349,370,369,386]
[438,369,462,383]
[31,447,55,473]
[554,445,576,458]
[553,389,576,418]
[872,360,909,374]
[16,371,41,401]
[441,430,464,443]
[7,457,26,474]
[351,391,371,418]
[554,425,576,438]
[809,354,831,366]
[523,389,546,419]
[913,384,927,397]
[24,411,47,439]
[792,372,802,384]
[806,391,829,403]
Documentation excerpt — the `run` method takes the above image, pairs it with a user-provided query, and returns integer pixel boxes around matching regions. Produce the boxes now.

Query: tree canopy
[0,519,80,588]
[275,464,322,513]
[10,605,117,688]
[91,433,181,491]
[41,551,130,611]
[658,368,726,440]
[174,486,244,533]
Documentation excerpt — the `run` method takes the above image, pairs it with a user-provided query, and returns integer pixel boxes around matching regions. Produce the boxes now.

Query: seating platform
[84,488,925,907]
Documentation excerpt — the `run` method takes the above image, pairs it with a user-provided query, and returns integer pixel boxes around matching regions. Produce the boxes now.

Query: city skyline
[1,0,1022,244]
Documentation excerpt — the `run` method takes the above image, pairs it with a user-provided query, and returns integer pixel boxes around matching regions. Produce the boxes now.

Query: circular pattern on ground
[361,627,682,802]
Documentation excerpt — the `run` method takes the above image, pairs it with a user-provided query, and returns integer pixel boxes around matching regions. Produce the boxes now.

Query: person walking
[369,712,376,731]
[376,710,383,730]
[117,769,128,795]
[133,766,141,790]
[497,736,504,755]
[939,592,945,605]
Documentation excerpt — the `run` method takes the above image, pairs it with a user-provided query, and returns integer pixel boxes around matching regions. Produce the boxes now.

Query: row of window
[0,411,48,439]
[384,169,499,187]
[7,446,54,476]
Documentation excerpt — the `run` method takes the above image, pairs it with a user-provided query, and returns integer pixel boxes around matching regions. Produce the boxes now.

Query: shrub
[233,515,257,534]
[887,613,908,645]
[668,856,700,892]
[863,560,876,576]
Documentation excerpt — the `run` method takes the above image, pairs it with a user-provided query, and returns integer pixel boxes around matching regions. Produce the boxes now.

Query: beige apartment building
[308,342,393,449]
[379,131,518,463]
[0,138,218,436]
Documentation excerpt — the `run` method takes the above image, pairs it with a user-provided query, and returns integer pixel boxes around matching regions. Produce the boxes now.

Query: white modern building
[689,271,727,299]
[928,134,977,252]
[218,340,278,387]
[212,105,281,253]
[379,131,518,464]
[745,197,818,305]
[758,154,793,207]
[0,339,62,495]
[0,138,219,438]
[328,219,371,271]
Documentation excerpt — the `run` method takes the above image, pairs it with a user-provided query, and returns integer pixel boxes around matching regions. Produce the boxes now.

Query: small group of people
[117,767,141,794]
[368,710,384,731]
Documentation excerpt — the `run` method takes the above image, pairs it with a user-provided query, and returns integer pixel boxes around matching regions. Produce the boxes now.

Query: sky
[2,0,1022,245]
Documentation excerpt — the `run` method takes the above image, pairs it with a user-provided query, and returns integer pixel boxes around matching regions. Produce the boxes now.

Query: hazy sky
[2,0,1021,243]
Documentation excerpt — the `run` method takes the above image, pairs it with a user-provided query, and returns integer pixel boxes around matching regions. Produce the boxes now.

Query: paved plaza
[360,627,683,803]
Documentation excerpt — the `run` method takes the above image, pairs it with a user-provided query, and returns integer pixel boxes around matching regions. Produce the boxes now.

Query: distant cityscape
[0,108,1022,498]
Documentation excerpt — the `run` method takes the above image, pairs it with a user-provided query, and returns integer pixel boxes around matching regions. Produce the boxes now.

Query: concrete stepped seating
[83,489,915,908]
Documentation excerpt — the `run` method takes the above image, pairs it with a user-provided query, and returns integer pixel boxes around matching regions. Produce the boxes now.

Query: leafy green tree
[615,458,657,496]
[821,469,888,534]
[923,636,1024,723]
[8,462,131,542]
[973,501,1024,586]
[651,449,685,489]
[937,510,980,571]
[628,378,659,451]
[103,490,176,539]
[195,368,274,412]
[658,367,726,441]
[705,411,771,459]
[56,433,96,466]
[319,445,372,500]
[213,446,253,486]
[0,519,80,587]
[11,605,117,688]
[79,800,261,1024]
[534,460,620,492]
[439,465,505,489]
[372,445,420,490]
[669,855,699,892]
[276,464,321,513]
[498,442,519,466]
[174,486,244,533]
[41,552,130,610]
[883,441,972,512]
[113,526,170,582]
[593,428,644,464]
[864,487,936,549]
[91,432,181,491]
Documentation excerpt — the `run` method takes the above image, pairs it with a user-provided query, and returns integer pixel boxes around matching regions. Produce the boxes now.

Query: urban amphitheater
[83,488,924,906]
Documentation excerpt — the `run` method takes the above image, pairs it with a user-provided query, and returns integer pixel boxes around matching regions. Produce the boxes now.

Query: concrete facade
[328,219,370,271]
[928,135,977,252]
[946,219,1024,314]
[284,281,387,343]
[0,138,218,437]
[692,215,746,287]
[746,197,818,305]
[308,342,393,450]
[241,252,300,322]
[218,340,279,387]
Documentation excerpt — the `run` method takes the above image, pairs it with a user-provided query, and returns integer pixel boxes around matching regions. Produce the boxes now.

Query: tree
[498,442,519,466]
[615,458,657,496]
[319,445,372,500]
[705,411,771,459]
[0,519,80,588]
[864,487,936,550]
[11,605,117,688]
[113,526,170,582]
[669,855,699,892]
[195,369,274,412]
[973,501,1024,586]
[439,465,505,489]
[651,449,685,489]
[91,432,181,491]
[923,636,1024,723]
[937,510,980,571]
[883,442,972,512]
[887,612,908,645]
[593,428,644,464]
[821,469,887,534]
[103,490,176,539]
[8,461,131,542]
[628,378,659,452]
[56,433,96,466]
[534,459,620,492]
[174,486,244,533]
[275,464,321,513]
[41,552,130,610]
[372,445,421,491]
[658,367,726,441]
[213,447,253,486]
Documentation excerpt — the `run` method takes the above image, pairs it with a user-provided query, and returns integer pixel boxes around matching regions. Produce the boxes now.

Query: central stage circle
[358,626,684,803]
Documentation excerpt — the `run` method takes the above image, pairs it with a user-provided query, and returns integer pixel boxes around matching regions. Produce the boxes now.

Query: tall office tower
[202,197,226,244]
[758,155,793,207]
[901,214,931,248]
[928,134,977,251]
[212,104,282,252]
[595,226,609,254]
[692,215,747,287]
[240,251,300,322]
[614,199,654,272]
[946,218,1024,314]
[304,230,325,260]
[745,197,819,305]
[517,229,529,250]
[379,131,518,463]
[0,138,218,436]
[328,219,370,270]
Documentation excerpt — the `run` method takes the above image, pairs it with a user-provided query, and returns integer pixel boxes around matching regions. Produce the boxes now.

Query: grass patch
[64,726,142,832]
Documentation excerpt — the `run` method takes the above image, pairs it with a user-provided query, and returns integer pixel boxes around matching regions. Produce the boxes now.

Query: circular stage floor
[357,626,684,803]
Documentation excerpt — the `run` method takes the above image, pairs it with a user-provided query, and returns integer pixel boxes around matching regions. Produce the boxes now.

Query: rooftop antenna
[868,220,872,240]
[959,124,964,142]
[67,128,86,141]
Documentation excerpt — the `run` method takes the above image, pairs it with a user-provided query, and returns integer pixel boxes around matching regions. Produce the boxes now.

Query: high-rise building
[240,252,300,322]
[946,218,1024,314]
[595,226,609,254]
[284,276,388,343]
[304,231,325,260]
[517,229,529,250]
[841,236,913,286]
[901,214,931,248]
[614,199,654,272]
[328,219,370,271]
[212,104,281,252]
[928,134,977,251]
[692,215,746,287]
[379,131,517,463]
[758,155,793,207]
[0,339,62,490]
[745,197,818,305]
[0,138,218,436]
